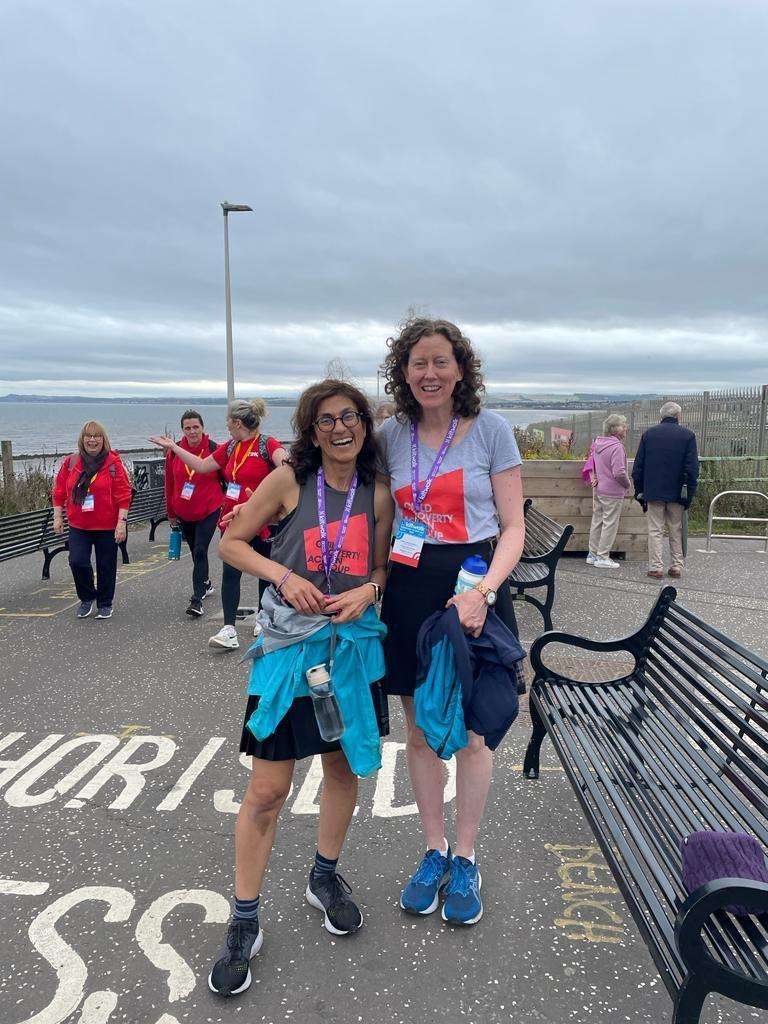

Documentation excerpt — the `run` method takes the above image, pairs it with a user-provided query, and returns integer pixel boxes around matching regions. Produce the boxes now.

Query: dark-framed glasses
[314,410,365,433]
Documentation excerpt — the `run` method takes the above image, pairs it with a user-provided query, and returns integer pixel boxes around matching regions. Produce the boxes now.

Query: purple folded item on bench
[680,831,768,916]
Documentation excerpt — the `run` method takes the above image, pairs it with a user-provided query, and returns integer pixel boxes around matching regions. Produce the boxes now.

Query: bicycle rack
[699,489,768,553]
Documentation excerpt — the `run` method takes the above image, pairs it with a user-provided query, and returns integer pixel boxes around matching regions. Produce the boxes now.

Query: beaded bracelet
[276,569,293,594]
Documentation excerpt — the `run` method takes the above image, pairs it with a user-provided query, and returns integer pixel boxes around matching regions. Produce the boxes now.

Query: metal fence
[529,384,768,457]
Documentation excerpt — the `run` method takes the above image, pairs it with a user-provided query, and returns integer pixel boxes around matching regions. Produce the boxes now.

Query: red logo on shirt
[394,468,468,542]
[303,512,370,577]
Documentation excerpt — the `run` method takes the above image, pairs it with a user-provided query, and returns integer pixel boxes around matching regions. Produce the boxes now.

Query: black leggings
[221,536,270,626]
[179,508,220,601]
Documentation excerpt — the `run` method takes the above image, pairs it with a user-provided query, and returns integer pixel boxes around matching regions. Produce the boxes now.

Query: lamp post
[221,201,252,403]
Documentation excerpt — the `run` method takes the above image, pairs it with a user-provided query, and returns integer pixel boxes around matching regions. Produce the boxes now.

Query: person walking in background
[164,409,223,618]
[632,401,699,579]
[52,421,132,620]
[150,399,288,649]
[587,414,632,569]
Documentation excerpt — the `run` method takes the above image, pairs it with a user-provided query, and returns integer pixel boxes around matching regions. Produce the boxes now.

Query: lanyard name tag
[226,482,242,501]
[82,493,95,512]
[180,481,195,500]
[390,517,428,568]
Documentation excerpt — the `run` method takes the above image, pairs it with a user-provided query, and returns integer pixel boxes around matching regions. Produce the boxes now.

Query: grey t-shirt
[377,409,522,544]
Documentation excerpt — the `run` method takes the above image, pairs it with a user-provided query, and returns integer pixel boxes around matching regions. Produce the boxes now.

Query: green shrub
[0,460,56,516]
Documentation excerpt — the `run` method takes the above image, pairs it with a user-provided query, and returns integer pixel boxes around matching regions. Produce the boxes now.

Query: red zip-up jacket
[164,435,224,522]
[52,451,133,531]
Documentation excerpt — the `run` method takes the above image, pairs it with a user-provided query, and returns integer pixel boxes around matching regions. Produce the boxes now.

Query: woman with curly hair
[205,379,393,998]
[377,317,525,926]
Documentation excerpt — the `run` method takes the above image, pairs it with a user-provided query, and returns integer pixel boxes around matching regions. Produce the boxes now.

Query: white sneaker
[208,625,239,650]
[594,557,620,569]
[252,619,263,638]
[586,554,598,565]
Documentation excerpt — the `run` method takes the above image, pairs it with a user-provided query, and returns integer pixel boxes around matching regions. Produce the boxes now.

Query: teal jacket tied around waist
[244,601,387,778]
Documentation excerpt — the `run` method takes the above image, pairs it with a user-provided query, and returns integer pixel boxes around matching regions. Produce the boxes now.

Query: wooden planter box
[520,459,647,557]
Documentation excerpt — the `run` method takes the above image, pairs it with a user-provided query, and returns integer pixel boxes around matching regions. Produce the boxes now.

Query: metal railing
[701,490,768,553]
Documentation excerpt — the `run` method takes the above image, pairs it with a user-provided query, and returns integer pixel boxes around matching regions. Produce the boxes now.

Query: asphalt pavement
[1,527,766,1024]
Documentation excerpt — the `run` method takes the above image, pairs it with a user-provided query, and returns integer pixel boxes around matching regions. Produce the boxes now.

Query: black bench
[525,586,768,1023]
[507,498,573,631]
[0,486,167,579]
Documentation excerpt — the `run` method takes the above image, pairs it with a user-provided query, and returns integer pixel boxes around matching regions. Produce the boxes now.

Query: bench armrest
[675,879,768,1000]
[530,586,678,681]
[530,629,639,680]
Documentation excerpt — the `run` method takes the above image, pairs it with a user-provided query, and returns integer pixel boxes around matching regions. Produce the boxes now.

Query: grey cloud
[1,0,767,392]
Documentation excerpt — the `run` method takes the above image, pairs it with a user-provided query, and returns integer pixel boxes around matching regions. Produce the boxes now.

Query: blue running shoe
[400,847,451,915]
[441,856,483,925]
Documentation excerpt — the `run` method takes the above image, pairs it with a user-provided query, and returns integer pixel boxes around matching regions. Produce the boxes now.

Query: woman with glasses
[206,379,393,999]
[150,399,288,650]
[52,421,133,619]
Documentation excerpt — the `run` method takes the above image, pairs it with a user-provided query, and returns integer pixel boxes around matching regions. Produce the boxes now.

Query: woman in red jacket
[150,398,288,650]
[165,409,224,618]
[52,421,133,620]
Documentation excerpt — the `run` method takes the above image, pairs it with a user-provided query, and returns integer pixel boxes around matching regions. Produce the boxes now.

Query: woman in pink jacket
[587,414,632,569]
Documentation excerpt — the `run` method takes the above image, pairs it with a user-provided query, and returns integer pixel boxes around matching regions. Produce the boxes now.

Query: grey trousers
[647,501,684,571]
[588,495,624,559]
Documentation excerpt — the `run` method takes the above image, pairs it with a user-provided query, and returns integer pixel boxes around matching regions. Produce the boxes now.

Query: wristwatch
[474,580,497,606]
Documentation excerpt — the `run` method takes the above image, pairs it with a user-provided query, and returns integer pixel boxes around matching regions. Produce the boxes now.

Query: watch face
[486,590,497,606]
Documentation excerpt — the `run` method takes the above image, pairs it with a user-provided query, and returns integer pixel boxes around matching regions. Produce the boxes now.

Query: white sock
[467,850,476,864]
[435,838,449,857]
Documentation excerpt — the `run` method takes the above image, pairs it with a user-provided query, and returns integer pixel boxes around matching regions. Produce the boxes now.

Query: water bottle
[168,526,182,560]
[455,555,488,594]
[305,663,345,742]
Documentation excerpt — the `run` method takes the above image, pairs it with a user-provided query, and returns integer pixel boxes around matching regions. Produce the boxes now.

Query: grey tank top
[269,470,375,594]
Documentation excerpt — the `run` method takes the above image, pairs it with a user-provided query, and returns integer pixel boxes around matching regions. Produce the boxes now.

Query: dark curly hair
[383,317,485,421]
[289,379,379,486]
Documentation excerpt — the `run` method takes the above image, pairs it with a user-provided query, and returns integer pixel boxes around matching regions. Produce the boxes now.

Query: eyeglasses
[84,434,103,440]
[313,410,365,433]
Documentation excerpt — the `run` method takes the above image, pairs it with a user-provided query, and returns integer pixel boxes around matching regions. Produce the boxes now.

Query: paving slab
[0,533,765,1023]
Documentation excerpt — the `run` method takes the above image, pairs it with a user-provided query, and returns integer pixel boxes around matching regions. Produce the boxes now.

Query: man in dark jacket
[632,402,699,579]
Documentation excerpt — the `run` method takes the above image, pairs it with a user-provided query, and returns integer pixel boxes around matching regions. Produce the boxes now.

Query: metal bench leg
[523,700,547,780]
[673,978,708,1024]
[41,544,68,581]
[149,515,167,542]
[119,540,130,565]
[541,582,555,632]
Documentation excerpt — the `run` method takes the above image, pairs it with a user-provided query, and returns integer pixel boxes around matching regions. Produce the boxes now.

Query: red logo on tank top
[303,512,370,577]
[394,468,468,542]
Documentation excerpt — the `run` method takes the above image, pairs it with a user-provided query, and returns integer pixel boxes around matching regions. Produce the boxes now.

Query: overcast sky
[1,0,766,397]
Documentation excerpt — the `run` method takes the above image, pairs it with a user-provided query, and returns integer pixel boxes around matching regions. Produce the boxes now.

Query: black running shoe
[186,597,203,617]
[208,916,263,997]
[306,870,363,935]
[202,579,214,599]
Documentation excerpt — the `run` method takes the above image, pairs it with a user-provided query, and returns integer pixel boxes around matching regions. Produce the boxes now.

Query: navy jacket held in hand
[631,417,699,506]
[415,606,525,757]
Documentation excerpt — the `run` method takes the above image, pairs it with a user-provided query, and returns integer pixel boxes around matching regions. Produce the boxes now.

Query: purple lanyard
[316,467,358,593]
[410,417,459,510]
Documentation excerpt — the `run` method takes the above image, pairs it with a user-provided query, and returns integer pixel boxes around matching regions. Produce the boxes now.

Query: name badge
[181,481,195,500]
[82,494,95,512]
[226,482,242,501]
[390,518,428,568]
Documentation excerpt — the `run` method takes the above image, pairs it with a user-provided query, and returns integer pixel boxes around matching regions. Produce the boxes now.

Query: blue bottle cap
[461,555,488,576]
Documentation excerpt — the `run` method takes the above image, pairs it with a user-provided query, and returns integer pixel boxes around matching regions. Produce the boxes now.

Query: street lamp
[221,201,252,403]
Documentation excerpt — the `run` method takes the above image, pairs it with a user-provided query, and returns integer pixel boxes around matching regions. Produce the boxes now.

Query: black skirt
[380,538,518,697]
[240,683,390,761]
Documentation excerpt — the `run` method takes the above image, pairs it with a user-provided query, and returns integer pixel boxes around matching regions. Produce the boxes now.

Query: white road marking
[22,885,135,1024]
[156,738,226,811]
[134,889,229,1003]
[73,736,177,809]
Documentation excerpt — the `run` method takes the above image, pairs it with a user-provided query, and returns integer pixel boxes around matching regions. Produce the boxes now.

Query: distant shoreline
[0,393,618,411]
